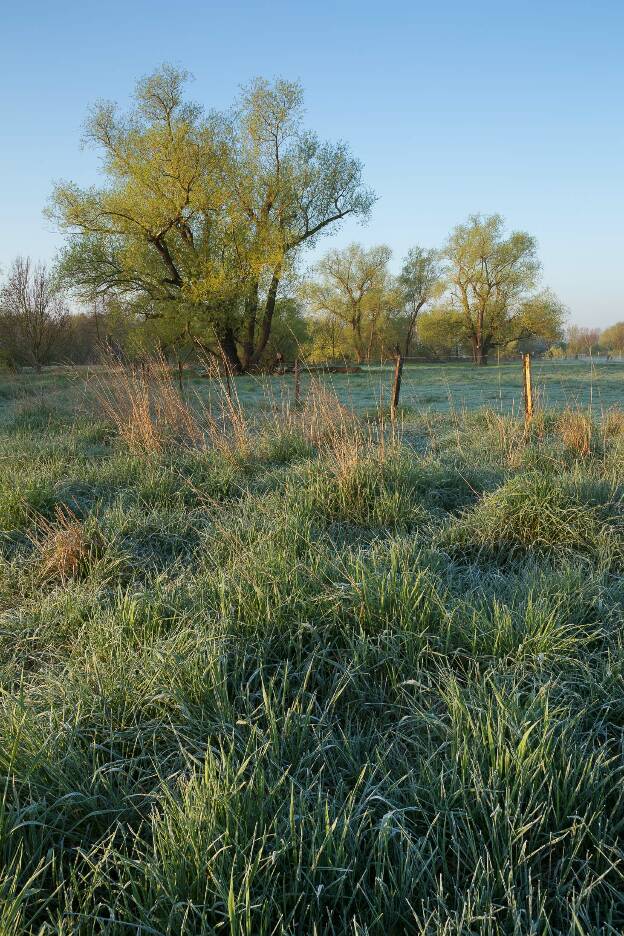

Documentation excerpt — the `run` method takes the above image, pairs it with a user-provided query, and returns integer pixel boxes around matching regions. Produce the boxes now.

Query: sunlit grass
[0,366,623,933]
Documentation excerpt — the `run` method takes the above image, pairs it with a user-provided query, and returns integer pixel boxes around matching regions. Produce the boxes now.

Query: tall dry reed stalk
[93,355,205,453]
[91,354,369,467]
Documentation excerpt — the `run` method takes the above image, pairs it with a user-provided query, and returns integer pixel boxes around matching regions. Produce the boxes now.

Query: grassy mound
[441,472,624,565]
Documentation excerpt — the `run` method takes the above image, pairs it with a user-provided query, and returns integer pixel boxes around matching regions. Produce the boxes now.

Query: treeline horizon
[0,263,622,372]
[0,65,622,372]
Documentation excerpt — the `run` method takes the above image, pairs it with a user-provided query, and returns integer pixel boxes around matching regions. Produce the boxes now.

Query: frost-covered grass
[181,358,624,417]
[0,368,623,934]
[2,359,624,422]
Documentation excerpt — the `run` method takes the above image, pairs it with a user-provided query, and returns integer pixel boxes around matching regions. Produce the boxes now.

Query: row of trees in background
[304,216,567,365]
[0,66,621,371]
[2,249,621,370]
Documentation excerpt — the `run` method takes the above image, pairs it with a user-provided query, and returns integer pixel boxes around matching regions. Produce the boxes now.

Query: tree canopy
[601,321,624,357]
[444,214,564,364]
[49,66,375,372]
[304,243,393,363]
[396,247,444,357]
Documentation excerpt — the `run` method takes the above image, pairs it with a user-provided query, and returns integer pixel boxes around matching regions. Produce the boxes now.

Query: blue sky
[1,0,622,325]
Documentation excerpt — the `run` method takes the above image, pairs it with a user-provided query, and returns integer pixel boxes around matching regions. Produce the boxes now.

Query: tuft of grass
[557,407,595,456]
[603,406,624,437]
[440,471,623,565]
[29,505,105,582]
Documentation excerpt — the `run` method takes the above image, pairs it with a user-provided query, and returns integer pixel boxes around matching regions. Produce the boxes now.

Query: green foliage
[395,246,444,356]
[444,213,566,363]
[50,67,374,372]
[601,321,624,356]
[303,243,393,362]
[301,215,567,366]
[1,366,624,933]
[415,305,466,358]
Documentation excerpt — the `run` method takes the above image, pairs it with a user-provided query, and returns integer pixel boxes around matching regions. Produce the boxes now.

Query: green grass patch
[0,369,623,932]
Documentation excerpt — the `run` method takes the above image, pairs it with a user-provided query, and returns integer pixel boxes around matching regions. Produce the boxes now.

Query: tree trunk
[241,280,259,369]
[473,334,488,365]
[249,267,281,368]
[353,315,364,364]
[366,324,376,363]
[404,300,424,359]
[218,327,244,375]
[473,309,488,365]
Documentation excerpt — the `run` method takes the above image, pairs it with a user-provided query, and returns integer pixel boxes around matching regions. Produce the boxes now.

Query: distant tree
[50,66,374,373]
[601,321,624,357]
[417,306,467,359]
[396,247,444,357]
[306,312,350,363]
[511,290,567,350]
[304,243,392,363]
[0,258,69,370]
[566,325,601,357]
[444,214,564,364]
[51,312,98,364]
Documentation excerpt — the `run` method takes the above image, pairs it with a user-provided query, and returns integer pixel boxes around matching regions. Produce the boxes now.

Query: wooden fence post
[390,347,404,422]
[522,352,533,423]
[294,357,301,407]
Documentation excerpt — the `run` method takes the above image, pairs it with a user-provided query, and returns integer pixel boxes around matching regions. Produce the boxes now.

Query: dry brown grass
[31,506,103,582]
[482,409,526,466]
[298,380,364,464]
[557,409,594,457]
[93,357,205,453]
[602,407,624,438]
[92,356,370,468]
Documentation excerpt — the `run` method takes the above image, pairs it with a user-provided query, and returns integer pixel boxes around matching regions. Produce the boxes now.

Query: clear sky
[1,0,622,326]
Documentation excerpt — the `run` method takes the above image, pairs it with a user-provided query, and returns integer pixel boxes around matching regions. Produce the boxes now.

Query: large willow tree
[50,66,374,371]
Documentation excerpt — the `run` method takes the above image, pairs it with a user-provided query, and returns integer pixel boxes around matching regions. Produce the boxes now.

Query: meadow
[1,359,623,422]
[0,361,623,934]
[177,359,624,417]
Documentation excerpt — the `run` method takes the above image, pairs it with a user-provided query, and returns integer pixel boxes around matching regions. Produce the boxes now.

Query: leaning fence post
[294,356,301,407]
[522,352,533,423]
[390,347,404,422]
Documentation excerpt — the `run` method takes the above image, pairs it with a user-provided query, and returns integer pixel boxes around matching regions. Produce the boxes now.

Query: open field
[0,367,623,933]
[126,359,624,417]
[1,359,624,424]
